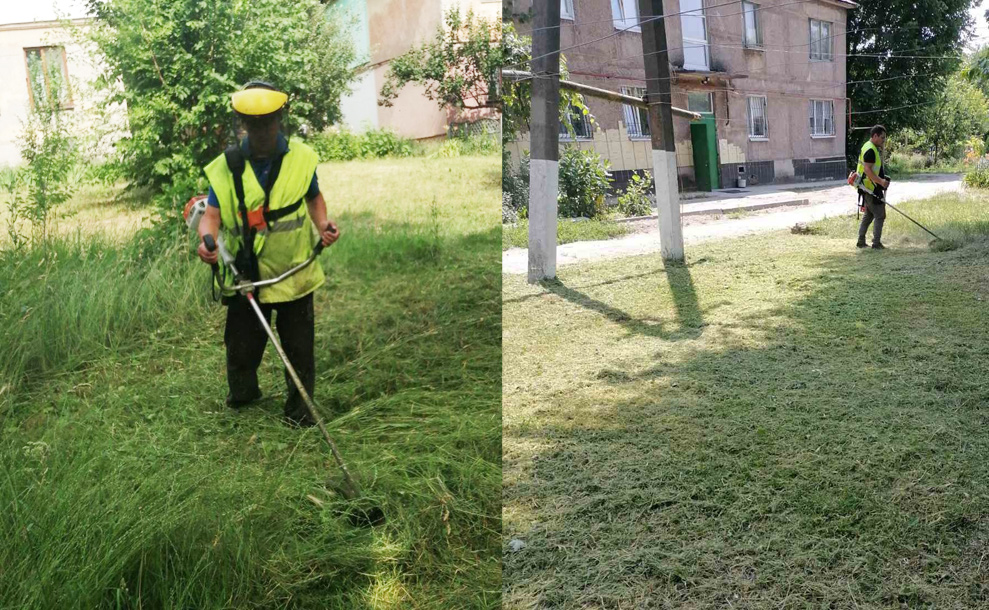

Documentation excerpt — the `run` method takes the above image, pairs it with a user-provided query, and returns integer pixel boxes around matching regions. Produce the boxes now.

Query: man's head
[232,81,287,155]
[870,125,887,149]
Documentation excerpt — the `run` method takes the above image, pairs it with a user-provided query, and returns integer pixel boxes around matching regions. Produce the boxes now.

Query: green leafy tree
[84,0,356,216]
[380,8,501,112]
[917,73,989,162]
[501,23,593,145]
[846,0,971,165]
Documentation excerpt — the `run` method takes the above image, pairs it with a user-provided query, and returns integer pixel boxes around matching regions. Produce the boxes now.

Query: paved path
[503,174,963,274]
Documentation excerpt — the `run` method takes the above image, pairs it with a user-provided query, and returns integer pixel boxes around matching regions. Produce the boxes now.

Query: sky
[970,4,989,51]
[0,0,89,25]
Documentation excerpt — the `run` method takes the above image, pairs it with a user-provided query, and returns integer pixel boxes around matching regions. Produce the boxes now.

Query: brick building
[506,0,858,190]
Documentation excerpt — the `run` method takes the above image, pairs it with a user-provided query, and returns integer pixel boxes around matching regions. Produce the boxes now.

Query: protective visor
[231,88,288,116]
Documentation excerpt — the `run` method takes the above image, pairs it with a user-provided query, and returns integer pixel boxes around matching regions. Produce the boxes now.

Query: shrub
[502,192,519,224]
[308,128,419,162]
[616,172,654,217]
[886,151,929,174]
[557,147,611,219]
[85,0,357,220]
[964,158,989,188]
[502,150,529,221]
[13,85,78,245]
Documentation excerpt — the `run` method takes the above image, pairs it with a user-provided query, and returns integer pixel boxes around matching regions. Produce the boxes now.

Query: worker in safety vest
[196,81,339,426]
[855,125,890,250]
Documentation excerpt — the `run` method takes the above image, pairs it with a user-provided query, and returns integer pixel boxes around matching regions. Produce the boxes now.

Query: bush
[616,172,654,217]
[886,151,929,174]
[502,192,519,224]
[86,0,357,220]
[502,150,529,222]
[557,147,611,219]
[964,158,989,188]
[308,128,419,162]
[432,131,500,158]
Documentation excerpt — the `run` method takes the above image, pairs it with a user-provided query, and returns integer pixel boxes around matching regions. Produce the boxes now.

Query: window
[743,2,762,48]
[24,46,72,109]
[809,19,833,61]
[681,0,709,70]
[610,0,639,30]
[621,86,650,139]
[560,105,593,140]
[809,100,835,136]
[687,91,713,114]
[747,96,768,139]
[562,0,575,21]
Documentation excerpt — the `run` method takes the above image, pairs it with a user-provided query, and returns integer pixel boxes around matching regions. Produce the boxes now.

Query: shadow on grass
[503,245,989,608]
[536,260,705,341]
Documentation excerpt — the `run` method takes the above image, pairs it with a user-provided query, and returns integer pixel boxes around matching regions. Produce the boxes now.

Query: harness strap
[224,146,260,282]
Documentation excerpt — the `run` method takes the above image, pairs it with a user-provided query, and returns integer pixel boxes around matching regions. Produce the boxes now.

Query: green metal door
[690,118,719,192]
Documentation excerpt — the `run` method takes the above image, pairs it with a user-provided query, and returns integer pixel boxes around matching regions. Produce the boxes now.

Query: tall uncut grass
[0,155,501,609]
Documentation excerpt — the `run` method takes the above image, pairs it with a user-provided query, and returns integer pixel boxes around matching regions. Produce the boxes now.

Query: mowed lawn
[503,192,989,608]
[0,155,501,609]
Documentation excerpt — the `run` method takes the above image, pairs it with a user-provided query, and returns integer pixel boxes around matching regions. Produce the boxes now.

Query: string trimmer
[880,196,942,241]
[187,198,384,527]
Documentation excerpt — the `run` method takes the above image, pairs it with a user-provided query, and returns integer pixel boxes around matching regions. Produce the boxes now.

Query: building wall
[507,0,852,188]
[337,0,500,140]
[0,19,102,167]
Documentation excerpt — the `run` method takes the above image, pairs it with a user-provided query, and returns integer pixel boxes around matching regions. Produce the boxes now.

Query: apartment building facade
[506,0,858,190]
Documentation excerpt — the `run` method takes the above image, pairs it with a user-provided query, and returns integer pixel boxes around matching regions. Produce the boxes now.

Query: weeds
[0,156,501,609]
[502,218,631,250]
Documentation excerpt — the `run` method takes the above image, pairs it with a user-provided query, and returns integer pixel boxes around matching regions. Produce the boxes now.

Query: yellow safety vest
[856,140,883,196]
[204,138,324,304]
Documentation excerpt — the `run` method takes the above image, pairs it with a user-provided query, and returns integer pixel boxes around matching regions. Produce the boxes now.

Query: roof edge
[0,17,93,32]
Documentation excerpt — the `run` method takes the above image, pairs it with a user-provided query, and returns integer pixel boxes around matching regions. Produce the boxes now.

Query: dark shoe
[856,240,868,248]
[871,242,885,250]
[226,389,262,409]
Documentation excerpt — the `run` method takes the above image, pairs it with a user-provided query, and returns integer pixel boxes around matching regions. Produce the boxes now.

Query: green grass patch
[502,218,631,250]
[0,155,501,609]
[812,191,989,247]
[503,190,989,607]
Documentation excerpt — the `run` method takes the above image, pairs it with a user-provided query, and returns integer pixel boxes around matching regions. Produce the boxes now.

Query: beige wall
[342,0,500,140]
[0,19,104,167]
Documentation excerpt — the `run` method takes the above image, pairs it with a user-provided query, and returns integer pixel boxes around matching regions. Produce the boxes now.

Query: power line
[527,0,824,32]
[507,0,818,70]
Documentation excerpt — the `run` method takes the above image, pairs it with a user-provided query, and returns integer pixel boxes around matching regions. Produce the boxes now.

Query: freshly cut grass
[503,190,989,608]
[502,218,630,250]
[0,155,501,609]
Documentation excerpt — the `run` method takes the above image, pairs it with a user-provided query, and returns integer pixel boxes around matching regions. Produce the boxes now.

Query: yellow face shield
[231,88,288,116]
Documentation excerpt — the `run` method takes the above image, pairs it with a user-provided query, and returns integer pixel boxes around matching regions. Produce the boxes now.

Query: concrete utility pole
[527,0,561,282]
[638,0,684,261]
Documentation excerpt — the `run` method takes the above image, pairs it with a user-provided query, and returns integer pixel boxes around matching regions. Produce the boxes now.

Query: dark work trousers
[224,292,315,423]
[857,191,886,244]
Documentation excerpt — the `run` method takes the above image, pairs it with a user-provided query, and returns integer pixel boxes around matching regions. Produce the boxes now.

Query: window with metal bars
[621,86,650,139]
[747,96,768,139]
[559,105,593,140]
